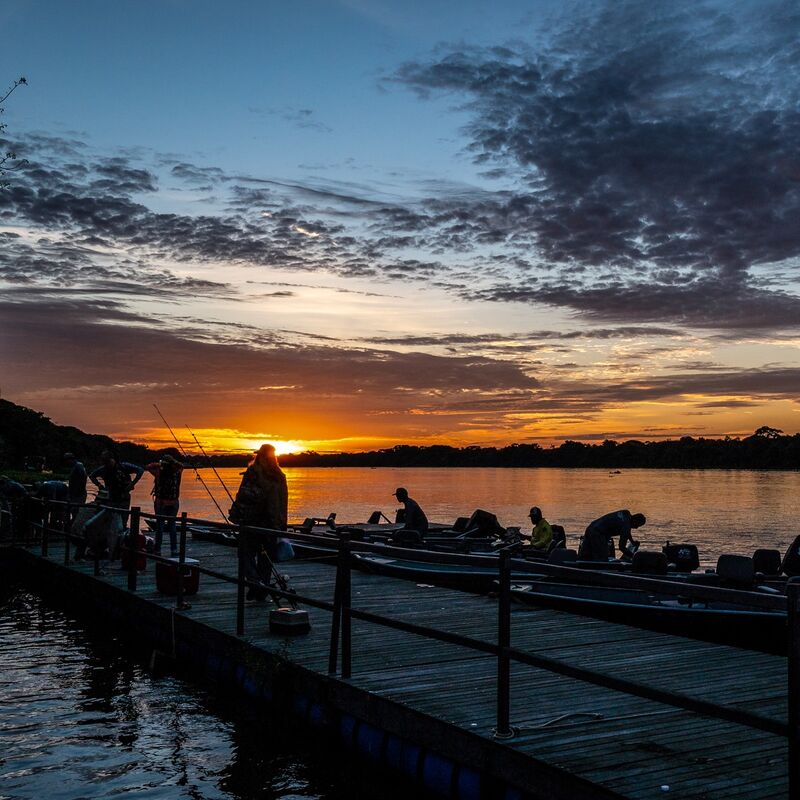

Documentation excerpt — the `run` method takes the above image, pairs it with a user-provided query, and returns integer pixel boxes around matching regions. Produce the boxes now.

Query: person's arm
[618,521,635,552]
[88,466,103,487]
[145,462,160,476]
[123,463,145,486]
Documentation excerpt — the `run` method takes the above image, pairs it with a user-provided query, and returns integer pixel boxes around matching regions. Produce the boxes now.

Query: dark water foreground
[0,579,383,800]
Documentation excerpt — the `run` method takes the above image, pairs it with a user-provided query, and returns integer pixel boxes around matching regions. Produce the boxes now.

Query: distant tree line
[1,399,797,472]
[279,426,800,470]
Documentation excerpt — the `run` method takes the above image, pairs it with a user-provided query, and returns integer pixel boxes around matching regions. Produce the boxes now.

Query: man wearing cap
[528,506,553,552]
[393,487,429,535]
[579,509,646,561]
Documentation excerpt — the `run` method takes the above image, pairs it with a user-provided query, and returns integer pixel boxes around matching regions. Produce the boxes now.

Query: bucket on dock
[269,607,311,635]
[156,557,200,595]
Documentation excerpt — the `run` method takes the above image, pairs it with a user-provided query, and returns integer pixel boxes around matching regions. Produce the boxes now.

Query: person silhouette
[392,487,429,534]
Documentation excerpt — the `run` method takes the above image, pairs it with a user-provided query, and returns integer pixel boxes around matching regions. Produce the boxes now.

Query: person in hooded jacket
[229,444,290,600]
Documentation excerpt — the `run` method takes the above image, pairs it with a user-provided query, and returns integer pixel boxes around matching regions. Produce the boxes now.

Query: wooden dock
[2,536,791,800]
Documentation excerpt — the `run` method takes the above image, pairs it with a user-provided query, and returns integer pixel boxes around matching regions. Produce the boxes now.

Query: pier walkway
[4,536,791,800]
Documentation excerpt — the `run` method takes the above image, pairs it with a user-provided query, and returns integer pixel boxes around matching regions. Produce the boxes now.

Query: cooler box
[156,557,200,595]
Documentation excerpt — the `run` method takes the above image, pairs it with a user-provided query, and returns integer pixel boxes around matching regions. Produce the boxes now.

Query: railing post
[176,511,188,610]
[341,533,352,679]
[494,549,514,739]
[236,526,246,636]
[328,534,345,675]
[41,499,49,557]
[127,507,140,591]
[788,578,800,798]
[64,502,71,565]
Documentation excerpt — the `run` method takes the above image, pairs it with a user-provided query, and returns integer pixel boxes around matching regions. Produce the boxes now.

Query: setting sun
[246,439,304,457]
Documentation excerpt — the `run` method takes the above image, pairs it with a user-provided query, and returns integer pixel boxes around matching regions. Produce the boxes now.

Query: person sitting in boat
[579,510,646,561]
[393,487,429,535]
[229,444,292,600]
[527,506,553,552]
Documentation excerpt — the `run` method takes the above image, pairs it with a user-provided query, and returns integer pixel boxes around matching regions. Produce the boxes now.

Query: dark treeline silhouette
[0,399,169,471]
[280,427,800,470]
[1,399,798,472]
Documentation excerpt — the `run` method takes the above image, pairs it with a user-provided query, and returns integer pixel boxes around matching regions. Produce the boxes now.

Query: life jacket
[152,465,182,501]
[105,463,134,502]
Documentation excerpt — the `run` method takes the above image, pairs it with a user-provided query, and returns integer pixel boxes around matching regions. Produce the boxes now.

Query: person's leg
[154,500,164,553]
[167,502,178,555]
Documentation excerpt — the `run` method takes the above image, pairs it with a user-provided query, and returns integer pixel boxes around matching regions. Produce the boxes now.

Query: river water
[3,468,798,796]
[0,582,382,800]
[129,466,799,566]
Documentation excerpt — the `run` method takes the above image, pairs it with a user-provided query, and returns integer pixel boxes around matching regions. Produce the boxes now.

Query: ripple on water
[0,586,376,800]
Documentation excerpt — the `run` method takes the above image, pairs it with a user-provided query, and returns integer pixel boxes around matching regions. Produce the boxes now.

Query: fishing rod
[184,424,294,597]
[185,425,235,504]
[153,407,291,598]
[152,403,230,525]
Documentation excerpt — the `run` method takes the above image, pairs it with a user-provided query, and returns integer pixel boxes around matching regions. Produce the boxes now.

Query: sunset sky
[1,0,799,454]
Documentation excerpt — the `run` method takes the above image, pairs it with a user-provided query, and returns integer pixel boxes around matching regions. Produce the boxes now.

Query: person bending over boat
[145,454,184,557]
[229,444,290,601]
[393,487,429,535]
[527,506,553,552]
[579,510,646,561]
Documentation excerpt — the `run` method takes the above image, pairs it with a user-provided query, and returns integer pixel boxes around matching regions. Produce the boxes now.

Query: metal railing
[19,497,800,796]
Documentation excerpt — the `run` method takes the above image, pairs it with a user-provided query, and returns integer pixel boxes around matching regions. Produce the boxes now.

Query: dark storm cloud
[473,278,800,330]
[0,238,234,299]
[5,1,800,337]
[361,326,680,347]
[391,0,800,330]
[0,298,539,410]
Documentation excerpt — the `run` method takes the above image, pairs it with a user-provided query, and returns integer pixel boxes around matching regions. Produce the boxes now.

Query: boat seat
[716,554,755,587]
[662,543,700,572]
[391,529,423,547]
[548,525,567,552]
[298,518,315,533]
[753,549,782,576]
[366,511,382,525]
[631,550,668,575]
[548,548,578,565]
[452,516,470,533]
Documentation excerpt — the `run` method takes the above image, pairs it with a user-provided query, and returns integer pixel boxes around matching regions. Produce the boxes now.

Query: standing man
[88,450,144,528]
[145,454,184,556]
[579,509,646,561]
[393,487,429,534]
[64,453,87,512]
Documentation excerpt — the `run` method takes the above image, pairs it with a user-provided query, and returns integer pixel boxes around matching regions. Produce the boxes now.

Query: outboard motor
[662,543,700,572]
[781,535,800,577]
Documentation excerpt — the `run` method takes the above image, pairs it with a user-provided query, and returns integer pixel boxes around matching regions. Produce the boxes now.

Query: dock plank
[14,538,790,800]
